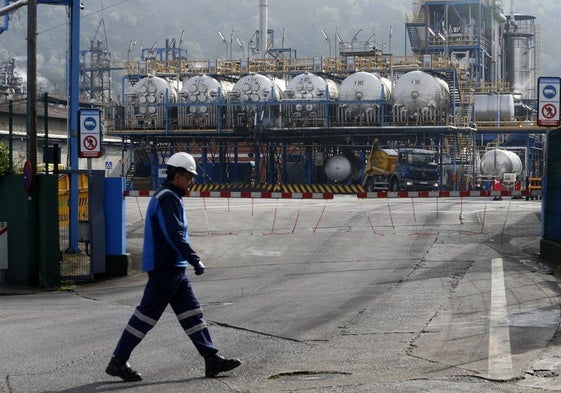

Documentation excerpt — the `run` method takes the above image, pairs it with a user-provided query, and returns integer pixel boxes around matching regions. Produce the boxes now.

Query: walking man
[106,152,241,382]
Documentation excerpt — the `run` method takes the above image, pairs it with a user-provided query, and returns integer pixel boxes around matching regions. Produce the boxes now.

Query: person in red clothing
[493,178,503,200]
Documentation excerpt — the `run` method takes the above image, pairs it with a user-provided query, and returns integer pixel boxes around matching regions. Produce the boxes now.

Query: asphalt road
[2,195,561,392]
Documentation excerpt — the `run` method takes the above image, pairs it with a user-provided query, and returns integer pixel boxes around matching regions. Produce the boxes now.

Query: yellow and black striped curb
[189,183,364,194]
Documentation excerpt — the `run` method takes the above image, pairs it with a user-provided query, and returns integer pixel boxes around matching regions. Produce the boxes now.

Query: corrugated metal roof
[0,100,68,119]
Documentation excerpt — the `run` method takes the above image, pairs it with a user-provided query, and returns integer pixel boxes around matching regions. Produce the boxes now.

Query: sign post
[537,77,561,127]
[78,109,102,158]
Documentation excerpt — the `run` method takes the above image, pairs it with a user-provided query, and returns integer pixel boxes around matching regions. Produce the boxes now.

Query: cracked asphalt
[1,195,561,392]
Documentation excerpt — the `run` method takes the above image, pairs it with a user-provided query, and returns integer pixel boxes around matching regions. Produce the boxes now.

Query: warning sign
[542,103,557,119]
[79,109,102,158]
[537,77,561,127]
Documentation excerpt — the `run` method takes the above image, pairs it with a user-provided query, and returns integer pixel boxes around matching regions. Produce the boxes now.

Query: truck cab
[395,149,440,191]
[363,145,439,192]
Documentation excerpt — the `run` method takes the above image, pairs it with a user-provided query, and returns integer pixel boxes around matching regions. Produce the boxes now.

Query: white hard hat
[167,152,198,175]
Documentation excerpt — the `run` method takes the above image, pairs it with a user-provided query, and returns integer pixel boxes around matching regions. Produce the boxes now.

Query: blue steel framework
[406,0,493,85]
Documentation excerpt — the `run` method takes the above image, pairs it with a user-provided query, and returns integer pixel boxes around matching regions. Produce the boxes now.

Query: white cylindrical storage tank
[473,94,515,122]
[339,71,391,102]
[126,75,177,128]
[180,75,233,128]
[480,149,523,176]
[323,154,361,183]
[230,73,284,129]
[284,72,338,100]
[130,75,177,103]
[393,70,450,114]
[324,155,352,183]
[283,72,339,126]
[231,73,284,102]
[338,72,391,123]
[181,75,233,103]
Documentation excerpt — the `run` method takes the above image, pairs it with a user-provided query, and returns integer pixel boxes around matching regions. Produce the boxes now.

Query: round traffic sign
[543,85,557,100]
[83,116,97,131]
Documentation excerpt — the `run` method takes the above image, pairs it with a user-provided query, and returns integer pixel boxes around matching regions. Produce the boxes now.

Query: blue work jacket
[142,182,200,272]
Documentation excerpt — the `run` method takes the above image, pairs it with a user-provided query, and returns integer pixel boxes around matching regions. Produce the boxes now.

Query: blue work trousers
[113,267,218,362]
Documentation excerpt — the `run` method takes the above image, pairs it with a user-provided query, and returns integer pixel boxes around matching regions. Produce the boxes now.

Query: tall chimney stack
[259,0,268,59]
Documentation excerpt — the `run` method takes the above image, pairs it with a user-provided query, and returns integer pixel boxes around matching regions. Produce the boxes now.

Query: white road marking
[488,257,514,380]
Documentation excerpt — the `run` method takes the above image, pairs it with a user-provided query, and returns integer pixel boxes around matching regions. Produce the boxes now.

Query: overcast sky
[1,0,558,90]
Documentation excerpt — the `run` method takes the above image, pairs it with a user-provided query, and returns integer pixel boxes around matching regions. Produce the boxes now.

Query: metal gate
[58,172,92,280]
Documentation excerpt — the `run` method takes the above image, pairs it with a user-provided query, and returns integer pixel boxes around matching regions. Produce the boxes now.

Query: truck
[477,148,523,190]
[362,142,440,192]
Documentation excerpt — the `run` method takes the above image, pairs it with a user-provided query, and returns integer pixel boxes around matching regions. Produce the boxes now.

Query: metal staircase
[125,147,151,189]
[406,24,424,53]
[444,131,474,191]
[125,162,137,189]
[405,3,425,54]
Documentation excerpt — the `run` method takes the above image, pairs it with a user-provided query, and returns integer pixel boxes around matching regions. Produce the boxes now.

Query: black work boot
[204,353,241,377]
[105,356,142,382]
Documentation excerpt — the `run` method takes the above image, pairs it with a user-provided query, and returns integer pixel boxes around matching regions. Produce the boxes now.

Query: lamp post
[68,0,81,253]
[351,28,362,51]
[335,32,343,57]
[321,28,331,58]
[247,30,258,59]
[177,30,184,91]
[27,0,37,175]
[236,37,244,59]
[218,31,227,58]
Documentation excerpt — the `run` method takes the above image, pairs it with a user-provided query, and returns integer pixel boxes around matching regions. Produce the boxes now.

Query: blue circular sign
[543,85,557,99]
[84,116,97,131]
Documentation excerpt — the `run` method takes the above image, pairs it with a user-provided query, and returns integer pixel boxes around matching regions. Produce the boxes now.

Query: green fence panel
[0,174,37,285]
[0,174,59,286]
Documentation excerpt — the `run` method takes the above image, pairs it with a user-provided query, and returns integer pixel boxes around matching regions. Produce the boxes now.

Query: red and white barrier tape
[124,190,334,199]
[124,189,541,199]
[356,190,541,198]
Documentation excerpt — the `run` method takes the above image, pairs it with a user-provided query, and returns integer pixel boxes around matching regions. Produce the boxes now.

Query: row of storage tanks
[123,70,516,129]
[321,148,524,185]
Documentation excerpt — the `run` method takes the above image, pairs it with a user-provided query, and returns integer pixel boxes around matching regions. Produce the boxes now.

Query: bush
[0,142,11,176]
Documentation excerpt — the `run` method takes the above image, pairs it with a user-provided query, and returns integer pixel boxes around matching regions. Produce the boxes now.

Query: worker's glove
[194,261,205,275]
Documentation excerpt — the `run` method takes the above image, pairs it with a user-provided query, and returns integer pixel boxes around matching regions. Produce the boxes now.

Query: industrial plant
[1,0,546,194]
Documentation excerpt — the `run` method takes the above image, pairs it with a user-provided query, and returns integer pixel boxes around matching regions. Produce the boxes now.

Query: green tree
[0,142,11,176]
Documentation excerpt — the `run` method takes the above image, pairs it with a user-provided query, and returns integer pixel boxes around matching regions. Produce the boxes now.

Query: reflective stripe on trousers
[113,267,217,361]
